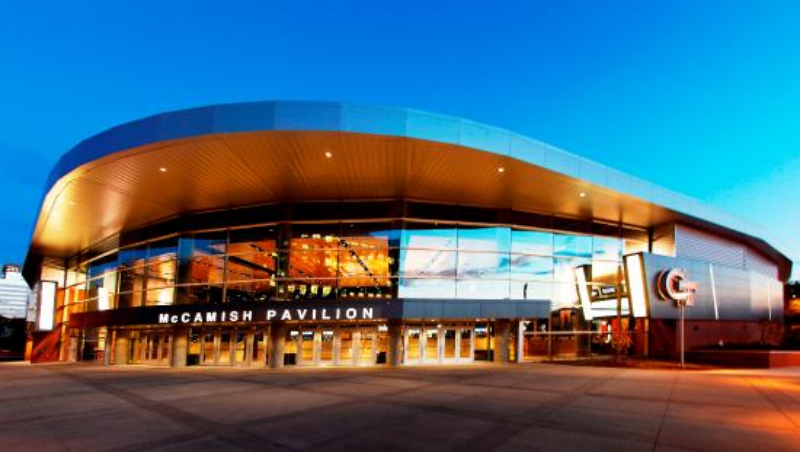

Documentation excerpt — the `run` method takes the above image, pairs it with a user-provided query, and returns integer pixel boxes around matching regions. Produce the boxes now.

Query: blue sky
[1,1,799,279]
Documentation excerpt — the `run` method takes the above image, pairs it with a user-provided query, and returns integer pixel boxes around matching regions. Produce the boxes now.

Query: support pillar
[269,323,286,368]
[493,319,512,363]
[171,326,190,368]
[114,330,130,365]
[516,320,525,363]
[103,329,113,366]
[388,320,403,367]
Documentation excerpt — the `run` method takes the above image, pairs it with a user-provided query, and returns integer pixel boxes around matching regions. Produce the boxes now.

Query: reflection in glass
[401,223,457,250]
[553,234,592,258]
[457,252,509,279]
[178,233,226,287]
[510,281,553,300]
[456,280,510,299]
[177,284,224,305]
[511,229,553,255]
[593,236,621,261]
[225,280,275,303]
[509,254,553,281]
[399,250,456,278]
[398,278,455,299]
[457,227,511,252]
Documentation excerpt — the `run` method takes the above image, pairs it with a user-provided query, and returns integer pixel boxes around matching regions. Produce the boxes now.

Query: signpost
[657,269,698,368]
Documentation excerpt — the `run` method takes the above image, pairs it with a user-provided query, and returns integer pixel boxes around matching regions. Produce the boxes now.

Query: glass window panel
[145,287,174,306]
[176,284,224,305]
[553,234,592,258]
[510,254,554,281]
[338,277,394,300]
[457,226,511,253]
[457,252,510,279]
[148,238,178,261]
[119,245,147,267]
[338,247,392,278]
[456,279,510,299]
[87,273,118,305]
[225,280,276,303]
[593,236,622,261]
[553,257,590,284]
[287,249,338,279]
[147,258,177,289]
[341,221,401,248]
[399,249,456,278]
[511,229,553,255]
[552,282,579,311]
[401,222,457,250]
[398,278,455,299]
[510,281,553,300]
[87,254,118,279]
[279,279,337,300]
[289,223,340,250]
[226,253,276,281]
[228,226,279,255]
[118,266,146,294]
[178,233,226,285]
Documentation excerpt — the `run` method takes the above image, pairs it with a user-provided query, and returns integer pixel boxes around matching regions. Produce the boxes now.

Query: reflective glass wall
[69,214,648,314]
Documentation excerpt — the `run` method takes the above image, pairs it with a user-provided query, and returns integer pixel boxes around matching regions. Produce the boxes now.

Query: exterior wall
[649,319,783,358]
[674,224,779,278]
[643,253,783,322]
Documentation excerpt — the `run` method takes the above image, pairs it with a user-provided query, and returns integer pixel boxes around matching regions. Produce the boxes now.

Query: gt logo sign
[657,268,698,307]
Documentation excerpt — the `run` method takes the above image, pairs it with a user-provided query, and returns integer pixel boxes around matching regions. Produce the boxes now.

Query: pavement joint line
[48,367,290,452]
[8,369,71,452]
[744,376,800,432]
[651,369,680,452]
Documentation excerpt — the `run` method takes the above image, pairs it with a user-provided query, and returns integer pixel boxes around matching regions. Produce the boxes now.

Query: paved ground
[0,362,798,452]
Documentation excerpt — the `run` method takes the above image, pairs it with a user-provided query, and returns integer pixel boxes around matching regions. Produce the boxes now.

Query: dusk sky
[1,1,798,279]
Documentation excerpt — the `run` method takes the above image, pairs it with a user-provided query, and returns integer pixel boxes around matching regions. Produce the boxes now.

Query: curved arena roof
[26,101,791,278]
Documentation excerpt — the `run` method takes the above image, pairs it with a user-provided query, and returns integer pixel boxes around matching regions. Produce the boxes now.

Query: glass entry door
[132,330,171,365]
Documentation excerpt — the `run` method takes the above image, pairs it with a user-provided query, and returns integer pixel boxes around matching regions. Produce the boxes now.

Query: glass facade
[66,212,648,315]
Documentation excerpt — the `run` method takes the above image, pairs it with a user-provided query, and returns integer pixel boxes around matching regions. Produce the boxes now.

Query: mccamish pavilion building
[24,101,791,368]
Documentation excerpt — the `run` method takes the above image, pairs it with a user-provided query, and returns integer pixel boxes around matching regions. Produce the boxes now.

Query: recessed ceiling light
[159,167,167,173]
[579,192,586,197]
[498,167,505,173]
[325,151,333,158]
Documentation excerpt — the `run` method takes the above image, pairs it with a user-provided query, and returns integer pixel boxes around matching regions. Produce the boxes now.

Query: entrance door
[459,327,474,363]
[424,328,439,364]
[320,330,334,364]
[442,328,457,363]
[405,328,422,364]
[359,330,375,365]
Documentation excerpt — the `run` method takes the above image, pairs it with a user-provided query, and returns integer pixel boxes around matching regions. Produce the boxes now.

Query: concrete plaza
[0,362,797,451]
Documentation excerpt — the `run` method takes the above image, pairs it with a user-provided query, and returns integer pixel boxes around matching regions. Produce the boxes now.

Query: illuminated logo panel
[657,268,698,307]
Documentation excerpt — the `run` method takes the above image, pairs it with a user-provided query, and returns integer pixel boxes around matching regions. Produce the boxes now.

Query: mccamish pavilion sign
[159,307,376,325]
